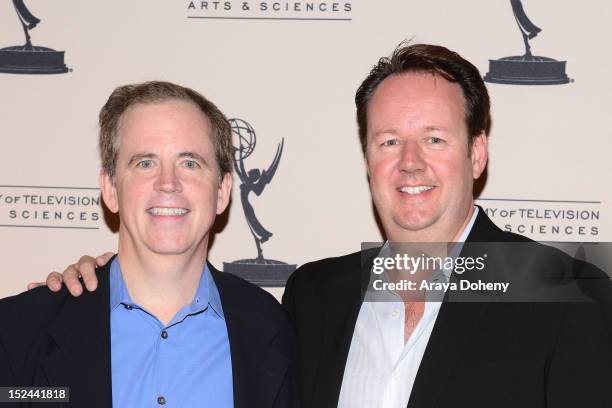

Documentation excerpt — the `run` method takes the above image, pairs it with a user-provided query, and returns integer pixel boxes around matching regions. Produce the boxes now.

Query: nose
[154,164,182,193]
[398,140,426,174]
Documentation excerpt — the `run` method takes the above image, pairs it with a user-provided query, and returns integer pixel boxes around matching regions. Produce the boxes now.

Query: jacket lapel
[407,301,486,408]
[311,250,376,408]
[211,264,288,408]
[407,209,498,408]
[41,266,113,408]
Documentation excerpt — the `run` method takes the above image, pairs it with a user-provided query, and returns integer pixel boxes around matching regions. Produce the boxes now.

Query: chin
[395,210,436,228]
[396,222,434,235]
[148,246,190,256]
[145,238,192,255]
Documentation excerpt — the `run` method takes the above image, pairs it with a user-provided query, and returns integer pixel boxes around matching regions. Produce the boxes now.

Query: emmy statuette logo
[484,0,570,85]
[0,0,69,74]
[223,119,296,287]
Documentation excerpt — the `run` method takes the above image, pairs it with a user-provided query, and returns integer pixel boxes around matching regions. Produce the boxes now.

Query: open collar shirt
[109,258,233,408]
[337,207,479,408]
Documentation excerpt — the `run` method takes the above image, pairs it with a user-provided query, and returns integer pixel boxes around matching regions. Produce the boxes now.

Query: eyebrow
[178,152,209,167]
[127,152,210,167]
[127,153,156,165]
[424,125,449,132]
[372,125,449,137]
[372,128,399,138]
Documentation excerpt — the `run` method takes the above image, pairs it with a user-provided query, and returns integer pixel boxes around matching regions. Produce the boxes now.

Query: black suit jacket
[0,260,300,408]
[283,209,612,408]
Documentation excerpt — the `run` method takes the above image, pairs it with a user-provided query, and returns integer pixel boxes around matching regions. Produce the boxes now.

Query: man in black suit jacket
[0,261,298,407]
[280,43,611,408]
[0,81,299,408]
[40,44,612,408]
[283,208,612,408]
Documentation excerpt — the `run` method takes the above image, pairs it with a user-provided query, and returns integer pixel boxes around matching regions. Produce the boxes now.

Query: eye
[428,136,444,144]
[182,159,201,169]
[382,138,399,147]
[137,159,154,169]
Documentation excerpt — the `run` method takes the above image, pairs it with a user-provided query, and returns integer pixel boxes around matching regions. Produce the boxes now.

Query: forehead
[118,99,212,152]
[367,72,466,131]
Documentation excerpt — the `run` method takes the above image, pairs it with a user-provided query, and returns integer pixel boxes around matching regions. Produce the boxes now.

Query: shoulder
[289,250,365,286]
[209,266,290,324]
[0,263,111,347]
[471,208,612,301]
[213,269,280,306]
[299,250,365,271]
[469,207,534,243]
[0,285,69,332]
[282,249,373,310]
[0,285,71,381]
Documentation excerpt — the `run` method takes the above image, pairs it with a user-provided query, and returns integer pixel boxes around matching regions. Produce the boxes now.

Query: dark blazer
[0,260,300,408]
[283,209,612,408]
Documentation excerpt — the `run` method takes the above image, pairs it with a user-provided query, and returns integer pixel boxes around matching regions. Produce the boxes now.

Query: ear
[99,170,119,214]
[470,132,488,179]
[216,172,233,215]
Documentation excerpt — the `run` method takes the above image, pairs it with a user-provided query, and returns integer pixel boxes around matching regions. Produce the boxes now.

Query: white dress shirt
[337,208,479,408]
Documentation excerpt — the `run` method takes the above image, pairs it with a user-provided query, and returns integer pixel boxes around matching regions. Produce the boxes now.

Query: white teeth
[148,207,188,216]
[399,186,433,195]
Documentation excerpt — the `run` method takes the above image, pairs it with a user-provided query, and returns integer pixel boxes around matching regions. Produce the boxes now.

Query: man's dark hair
[355,42,491,153]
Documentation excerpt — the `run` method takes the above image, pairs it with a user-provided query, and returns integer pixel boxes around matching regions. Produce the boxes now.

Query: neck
[117,243,208,326]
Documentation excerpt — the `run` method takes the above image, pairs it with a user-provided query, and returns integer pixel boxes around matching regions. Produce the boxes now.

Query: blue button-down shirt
[109,258,233,408]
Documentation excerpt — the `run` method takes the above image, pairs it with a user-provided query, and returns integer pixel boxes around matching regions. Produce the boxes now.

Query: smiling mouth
[147,207,189,216]
[398,186,434,195]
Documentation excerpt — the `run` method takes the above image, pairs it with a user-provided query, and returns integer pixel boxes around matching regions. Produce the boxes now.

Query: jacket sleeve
[0,333,16,387]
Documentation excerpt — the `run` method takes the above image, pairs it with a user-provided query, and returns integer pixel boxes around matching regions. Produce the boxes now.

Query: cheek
[368,164,388,196]
[368,163,396,210]
[117,179,149,205]
[192,183,221,208]
[431,153,471,179]
[367,154,396,180]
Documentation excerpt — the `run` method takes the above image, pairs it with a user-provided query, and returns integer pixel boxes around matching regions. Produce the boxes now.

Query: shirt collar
[197,263,225,319]
[438,205,479,280]
[370,206,480,294]
[109,257,131,311]
[457,206,479,244]
[377,206,479,255]
[109,258,225,320]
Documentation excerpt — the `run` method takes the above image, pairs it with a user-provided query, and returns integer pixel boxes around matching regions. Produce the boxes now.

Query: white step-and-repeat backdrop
[1,0,610,298]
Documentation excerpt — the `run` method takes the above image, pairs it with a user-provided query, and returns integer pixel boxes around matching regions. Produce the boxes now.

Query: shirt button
[391,310,399,318]
[157,396,166,405]
[161,330,168,339]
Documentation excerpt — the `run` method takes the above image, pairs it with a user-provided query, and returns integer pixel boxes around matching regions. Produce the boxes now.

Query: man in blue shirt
[0,81,299,408]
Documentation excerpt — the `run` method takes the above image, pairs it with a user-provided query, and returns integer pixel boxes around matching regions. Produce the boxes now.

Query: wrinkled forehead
[120,99,209,131]
[116,99,213,152]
